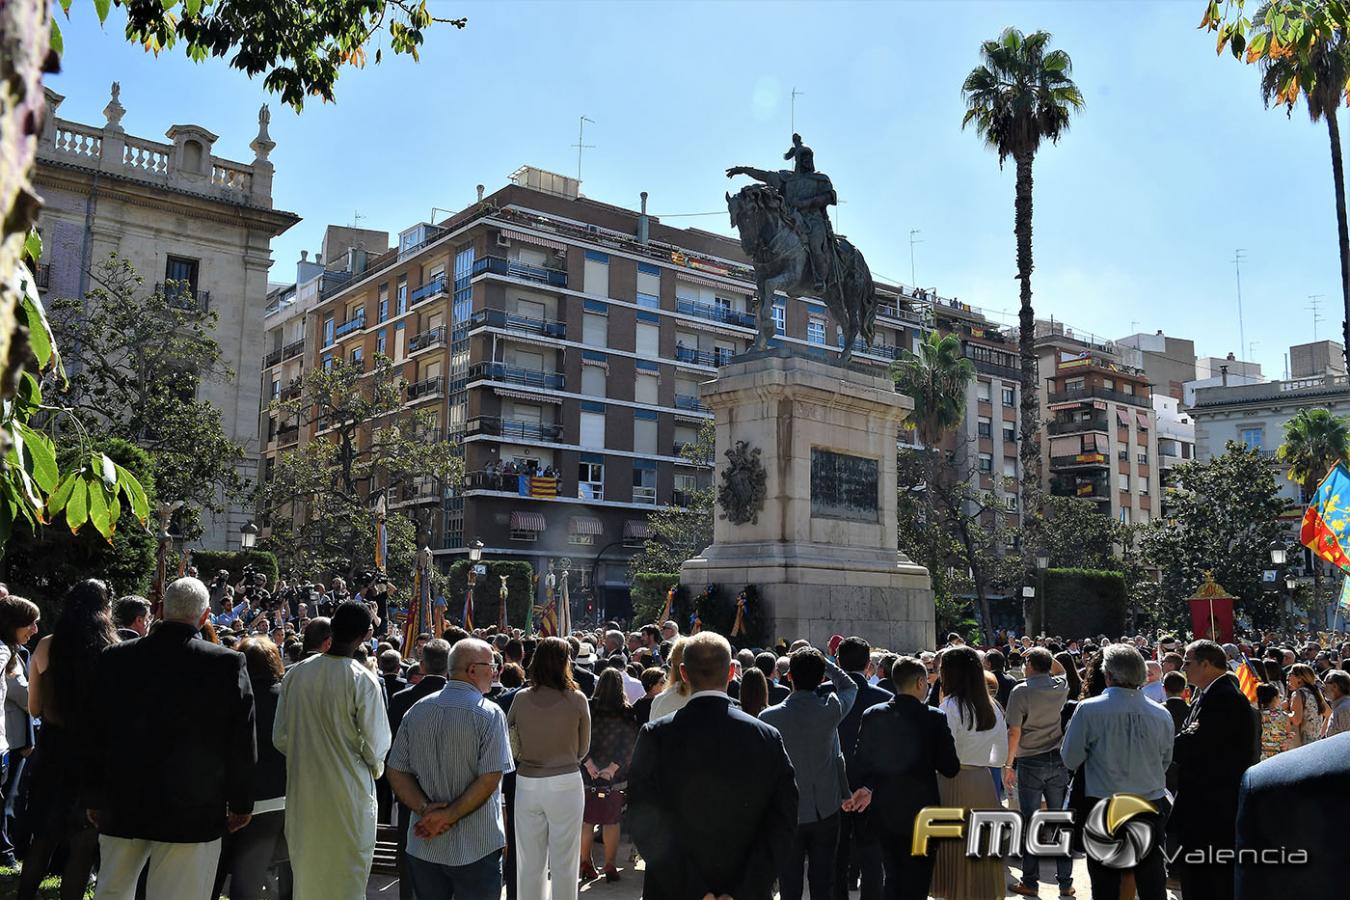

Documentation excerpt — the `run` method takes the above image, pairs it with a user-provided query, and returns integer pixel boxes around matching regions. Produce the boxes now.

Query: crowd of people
[0,572,1346,900]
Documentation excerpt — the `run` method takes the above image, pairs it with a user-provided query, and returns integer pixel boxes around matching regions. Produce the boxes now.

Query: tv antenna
[1308,294,1325,341]
[791,87,805,133]
[909,229,923,286]
[573,115,595,184]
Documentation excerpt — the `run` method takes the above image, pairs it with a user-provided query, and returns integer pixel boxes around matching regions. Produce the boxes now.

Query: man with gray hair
[84,577,256,899]
[1062,644,1174,900]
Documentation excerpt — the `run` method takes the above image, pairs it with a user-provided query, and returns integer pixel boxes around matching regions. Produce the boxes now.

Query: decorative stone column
[248,104,275,207]
[98,81,125,174]
[680,349,934,650]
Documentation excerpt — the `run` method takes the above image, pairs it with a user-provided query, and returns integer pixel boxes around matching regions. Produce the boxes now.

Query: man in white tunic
[274,601,391,899]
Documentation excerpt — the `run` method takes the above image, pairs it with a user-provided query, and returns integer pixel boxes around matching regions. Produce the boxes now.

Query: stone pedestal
[680,350,934,651]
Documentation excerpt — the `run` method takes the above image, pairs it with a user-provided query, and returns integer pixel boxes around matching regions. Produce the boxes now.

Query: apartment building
[287,167,934,616]
[32,85,299,549]
[1037,321,1161,526]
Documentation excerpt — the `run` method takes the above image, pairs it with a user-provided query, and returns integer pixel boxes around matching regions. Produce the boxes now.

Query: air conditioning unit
[495,233,511,248]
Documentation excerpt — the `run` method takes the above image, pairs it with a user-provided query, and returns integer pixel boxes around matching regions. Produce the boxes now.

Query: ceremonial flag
[1236,654,1261,704]
[404,561,423,659]
[558,570,572,637]
[524,575,537,634]
[498,576,510,631]
[177,548,191,578]
[1299,462,1350,573]
[1340,574,1350,617]
[374,495,388,571]
[690,609,702,634]
[658,586,674,625]
[463,586,474,631]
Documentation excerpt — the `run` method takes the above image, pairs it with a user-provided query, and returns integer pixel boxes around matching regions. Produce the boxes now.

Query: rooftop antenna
[1308,293,1325,341]
[1130,320,1140,348]
[908,229,923,286]
[791,86,805,133]
[573,115,595,184]
[1232,249,1247,369]
[352,210,365,228]
[1249,340,1260,366]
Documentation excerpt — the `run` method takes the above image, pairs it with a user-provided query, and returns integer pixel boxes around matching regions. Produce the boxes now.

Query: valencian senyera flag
[1300,462,1350,573]
[1236,654,1261,704]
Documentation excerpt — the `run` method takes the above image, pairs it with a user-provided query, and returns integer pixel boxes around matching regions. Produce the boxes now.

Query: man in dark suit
[755,651,791,704]
[1235,732,1350,898]
[832,637,892,900]
[378,650,408,706]
[387,639,450,900]
[628,632,798,900]
[1173,640,1258,900]
[845,656,960,900]
[83,576,256,898]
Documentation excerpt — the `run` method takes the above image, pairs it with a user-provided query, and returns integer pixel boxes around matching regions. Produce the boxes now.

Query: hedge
[188,550,280,588]
[446,560,537,630]
[1037,568,1127,638]
[631,573,681,626]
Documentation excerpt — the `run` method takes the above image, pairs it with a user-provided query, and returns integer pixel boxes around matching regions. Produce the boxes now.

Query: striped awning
[570,516,604,536]
[1135,412,1150,429]
[677,273,748,292]
[623,520,652,539]
[1116,408,1131,426]
[495,387,562,405]
[510,512,546,532]
[503,230,568,252]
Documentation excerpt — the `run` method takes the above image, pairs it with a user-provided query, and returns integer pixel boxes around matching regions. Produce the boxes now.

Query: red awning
[1116,408,1131,426]
[569,517,604,535]
[1135,412,1150,430]
[509,512,546,532]
[623,520,652,539]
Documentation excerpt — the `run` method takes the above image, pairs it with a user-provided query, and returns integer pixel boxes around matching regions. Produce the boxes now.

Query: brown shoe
[1059,889,1076,898]
[1010,886,1040,897]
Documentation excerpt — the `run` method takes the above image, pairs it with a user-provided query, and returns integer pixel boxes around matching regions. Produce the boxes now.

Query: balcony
[471,255,568,288]
[672,488,696,507]
[1050,452,1109,470]
[1047,417,1110,436]
[263,346,283,368]
[468,362,564,391]
[463,470,561,496]
[334,313,365,340]
[406,376,444,401]
[676,297,756,329]
[408,325,447,353]
[674,345,717,367]
[1053,477,1110,500]
[276,423,299,446]
[411,275,447,306]
[965,353,1021,382]
[279,381,303,402]
[264,340,304,369]
[876,301,926,326]
[155,282,210,312]
[467,416,564,443]
[675,394,710,414]
[468,307,567,339]
[1047,385,1150,407]
[318,270,354,299]
[633,486,658,505]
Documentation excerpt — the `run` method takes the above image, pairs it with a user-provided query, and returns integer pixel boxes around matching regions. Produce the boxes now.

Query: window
[714,296,733,318]
[1003,458,1017,478]
[376,329,387,355]
[581,366,606,397]
[976,382,991,402]
[579,462,604,500]
[772,303,786,335]
[977,417,992,439]
[580,410,606,448]
[1139,477,1150,495]
[164,256,200,295]
[633,465,657,504]
[1002,388,1015,407]
[714,343,735,366]
[269,379,280,400]
[635,372,659,405]
[378,285,389,322]
[1122,383,1135,395]
[323,317,334,346]
[396,276,408,315]
[350,347,363,368]
[1003,424,1016,444]
[636,321,660,357]
[322,352,333,372]
[584,251,609,298]
[583,313,607,347]
[1102,378,1115,390]
[1240,427,1264,451]
[808,317,826,345]
[978,453,993,473]
[635,414,658,454]
[569,531,594,546]
[1120,507,1131,524]
[1119,474,1130,492]
[1003,495,1018,512]
[637,292,660,310]
[1137,451,1148,465]
[510,527,538,542]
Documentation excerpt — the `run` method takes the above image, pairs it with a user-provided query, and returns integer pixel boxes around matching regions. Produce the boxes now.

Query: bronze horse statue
[726,183,877,362]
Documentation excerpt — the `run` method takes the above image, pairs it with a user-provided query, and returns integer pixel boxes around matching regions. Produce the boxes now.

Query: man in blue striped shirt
[387,637,514,900]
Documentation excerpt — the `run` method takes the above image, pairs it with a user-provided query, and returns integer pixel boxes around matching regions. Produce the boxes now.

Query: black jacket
[1236,732,1350,899]
[1172,673,1258,847]
[389,675,448,740]
[851,694,960,838]
[381,673,408,707]
[835,672,893,790]
[251,679,286,802]
[628,694,797,900]
[573,664,596,698]
[83,622,255,842]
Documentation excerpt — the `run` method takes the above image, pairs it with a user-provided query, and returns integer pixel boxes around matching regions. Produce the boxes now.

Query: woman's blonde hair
[661,636,691,696]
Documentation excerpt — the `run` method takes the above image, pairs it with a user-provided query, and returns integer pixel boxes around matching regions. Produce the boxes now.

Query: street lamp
[1035,550,1050,637]
[1269,541,1288,566]
[468,539,484,564]
[239,521,258,551]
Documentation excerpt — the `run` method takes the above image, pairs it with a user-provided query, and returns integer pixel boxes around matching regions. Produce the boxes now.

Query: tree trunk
[1013,149,1041,571]
[1328,109,1350,383]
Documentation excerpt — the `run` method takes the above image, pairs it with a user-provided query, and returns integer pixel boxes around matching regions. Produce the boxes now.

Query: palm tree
[892,331,980,628]
[1254,2,1350,375]
[961,27,1085,531]
[1277,406,1350,624]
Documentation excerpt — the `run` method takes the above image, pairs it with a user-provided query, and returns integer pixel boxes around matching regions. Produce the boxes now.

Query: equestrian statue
[726,134,877,363]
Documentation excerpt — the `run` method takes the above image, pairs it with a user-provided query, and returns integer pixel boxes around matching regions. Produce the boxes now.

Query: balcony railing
[468,362,564,391]
[675,394,710,413]
[875,301,926,326]
[334,313,365,339]
[154,282,210,312]
[467,416,564,443]
[1047,418,1110,436]
[676,297,756,329]
[263,347,283,368]
[468,307,567,339]
[276,424,299,445]
[463,470,561,495]
[279,381,303,402]
[674,345,717,367]
[578,484,604,502]
[406,376,444,400]
[633,486,658,505]
[1050,452,1110,469]
[281,339,304,362]
[672,488,695,507]
[318,269,354,299]
[965,352,1021,382]
[1047,386,1150,407]
[408,325,447,353]
[410,275,447,306]
[471,255,568,288]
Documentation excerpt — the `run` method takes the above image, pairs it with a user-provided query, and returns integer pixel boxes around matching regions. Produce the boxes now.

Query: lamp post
[466,538,484,589]
[1035,550,1050,637]
[1270,541,1293,635]
[239,521,258,551]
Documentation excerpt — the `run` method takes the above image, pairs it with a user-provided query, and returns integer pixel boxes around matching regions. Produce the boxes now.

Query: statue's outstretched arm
[726,166,778,184]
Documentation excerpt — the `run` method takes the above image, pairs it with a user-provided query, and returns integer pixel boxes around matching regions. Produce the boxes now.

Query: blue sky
[48,0,1344,381]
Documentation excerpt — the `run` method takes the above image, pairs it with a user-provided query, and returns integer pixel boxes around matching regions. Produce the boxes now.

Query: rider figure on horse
[726,133,837,295]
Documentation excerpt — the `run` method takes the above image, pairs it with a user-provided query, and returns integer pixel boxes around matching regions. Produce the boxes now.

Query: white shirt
[621,670,646,704]
[940,695,1008,767]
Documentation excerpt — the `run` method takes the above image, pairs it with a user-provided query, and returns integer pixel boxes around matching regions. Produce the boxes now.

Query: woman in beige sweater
[507,636,591,900]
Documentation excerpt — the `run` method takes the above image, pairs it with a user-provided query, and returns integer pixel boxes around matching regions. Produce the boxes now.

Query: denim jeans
[780,814,839,900]
[404,848,502,900]
[1015,751,1074,890]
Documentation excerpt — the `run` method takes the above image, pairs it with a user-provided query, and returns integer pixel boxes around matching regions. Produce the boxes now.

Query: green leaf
[65,479,89,534]
[87,484,112,540]
[16,423,57,494]
[47,472,78,515]
[50,17,62,55]
[115,463,150,524]
[20,286,57,371]
[94,0,112,24]
[184,0,202,15]
[23,229,41,264]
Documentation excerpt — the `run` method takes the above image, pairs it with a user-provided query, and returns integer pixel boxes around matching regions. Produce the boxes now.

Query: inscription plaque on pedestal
[810,448,879,522]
